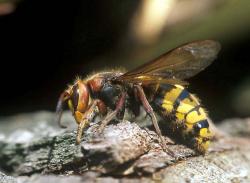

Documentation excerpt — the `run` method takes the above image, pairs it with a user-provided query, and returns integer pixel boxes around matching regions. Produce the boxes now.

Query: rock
[0,111,84,175]
[0,172,17,183]
[0,132,84,175]
[17,174,84,183]
[0,111,250,182]
[154,148,250,183]
[82,121,151,173]
[218,118,250,137]
[16,172,152,183]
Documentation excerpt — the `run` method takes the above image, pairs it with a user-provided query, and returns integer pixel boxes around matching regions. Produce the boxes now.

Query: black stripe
[154,97,163,108]
[152,84,175,110]
[160,84,175,91]
[173,89,190,112]
[157,84,175,99]
[184,105,201,119]
[194,119,209,132]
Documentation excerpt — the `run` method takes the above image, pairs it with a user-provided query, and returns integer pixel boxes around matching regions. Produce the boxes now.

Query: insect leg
[97,92,126,133]
[75,100,99,144]
[76,119,88,144]
[56,91,70,128]
[96,99,107,116]
[134,85,174,155]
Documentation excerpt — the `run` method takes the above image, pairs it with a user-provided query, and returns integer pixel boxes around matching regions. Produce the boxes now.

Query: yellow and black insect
[56,40,221,154]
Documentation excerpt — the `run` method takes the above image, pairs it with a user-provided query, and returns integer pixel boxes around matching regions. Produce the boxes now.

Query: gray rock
[0,111,250,182]
[82,121,151,173]
[0,172,17,183]
[218,118,250,137]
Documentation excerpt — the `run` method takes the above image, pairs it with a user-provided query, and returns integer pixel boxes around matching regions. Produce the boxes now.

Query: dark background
[0,0,250,122]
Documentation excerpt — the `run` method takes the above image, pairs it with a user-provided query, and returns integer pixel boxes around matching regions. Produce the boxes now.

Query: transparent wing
[115,40,221,84]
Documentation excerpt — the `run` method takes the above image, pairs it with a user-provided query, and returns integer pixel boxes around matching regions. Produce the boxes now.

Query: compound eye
[71,84,79,111]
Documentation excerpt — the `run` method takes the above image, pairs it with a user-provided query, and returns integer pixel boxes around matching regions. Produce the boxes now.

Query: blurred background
[0,0,250,122]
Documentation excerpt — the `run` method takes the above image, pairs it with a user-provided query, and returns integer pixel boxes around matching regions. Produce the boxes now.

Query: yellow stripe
[160,84,208,130]
[161,86,183,113]
[158,84,211,153]
[68,100,74,112]
[199,128,210,137]
[186,108,207,124]
[181,97,197,106]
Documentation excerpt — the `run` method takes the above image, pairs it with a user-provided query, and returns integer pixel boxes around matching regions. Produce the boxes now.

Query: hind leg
[134,85,174,156]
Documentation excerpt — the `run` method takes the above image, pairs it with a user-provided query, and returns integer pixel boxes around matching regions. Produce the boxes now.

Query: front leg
[134,85,174,155]
[76,100,99,144]
[76,119,89,144]
[97,92,126,133]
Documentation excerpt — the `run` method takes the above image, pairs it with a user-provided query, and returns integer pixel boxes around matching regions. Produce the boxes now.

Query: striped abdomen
[153,84,212,153]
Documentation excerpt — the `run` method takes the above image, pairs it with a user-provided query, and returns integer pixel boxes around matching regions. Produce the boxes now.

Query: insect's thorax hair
[81,70,129,110]
[85,69,125,82]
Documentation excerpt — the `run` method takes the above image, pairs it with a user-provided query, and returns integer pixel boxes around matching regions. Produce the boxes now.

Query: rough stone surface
[218,118,250,137]
[0,172,17,183]
[0,111,250,182]
[82,121,152,173]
